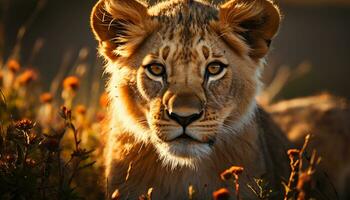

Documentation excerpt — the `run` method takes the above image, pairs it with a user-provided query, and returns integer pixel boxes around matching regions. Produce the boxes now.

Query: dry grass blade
[125,161,133,182]
[284,134,323,200]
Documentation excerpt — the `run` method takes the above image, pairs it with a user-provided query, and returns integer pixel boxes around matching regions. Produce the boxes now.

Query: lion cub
[90,0,336,199]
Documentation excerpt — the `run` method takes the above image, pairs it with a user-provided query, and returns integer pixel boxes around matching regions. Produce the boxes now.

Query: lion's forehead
[150,0,218,23]
[150,0,218,44]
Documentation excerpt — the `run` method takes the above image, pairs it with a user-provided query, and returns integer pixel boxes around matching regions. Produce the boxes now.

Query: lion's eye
[206,62,227,76]
[146,63,166,76]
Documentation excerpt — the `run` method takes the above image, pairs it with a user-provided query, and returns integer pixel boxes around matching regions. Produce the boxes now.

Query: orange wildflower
[40,93,53,104]
[220,166,243,200]
[7,59,20,73]
[17,69,37,85]
[229,166,244,175]
[213,188,230,200]
[76,105,87,115]
[63,76,80,91]
[220,166,244,180]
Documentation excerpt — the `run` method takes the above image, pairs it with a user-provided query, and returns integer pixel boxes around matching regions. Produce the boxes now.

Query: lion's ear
[216,0,281,60]
[90,0,156,59]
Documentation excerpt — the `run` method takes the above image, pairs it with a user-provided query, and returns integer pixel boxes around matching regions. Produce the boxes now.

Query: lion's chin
[154,139,213,170]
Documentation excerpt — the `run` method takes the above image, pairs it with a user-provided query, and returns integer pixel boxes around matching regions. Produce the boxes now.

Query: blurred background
[1,0,350,100]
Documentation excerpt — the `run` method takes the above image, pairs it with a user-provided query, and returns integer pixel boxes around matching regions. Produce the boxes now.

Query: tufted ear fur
[213,0,281,60]
[90,0,157,59]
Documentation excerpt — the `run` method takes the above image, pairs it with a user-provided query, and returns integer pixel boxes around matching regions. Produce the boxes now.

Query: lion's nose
[167,111,203,128]
[166,92,204,127]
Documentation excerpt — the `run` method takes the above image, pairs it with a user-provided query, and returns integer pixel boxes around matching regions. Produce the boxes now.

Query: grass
[0,65,105,199]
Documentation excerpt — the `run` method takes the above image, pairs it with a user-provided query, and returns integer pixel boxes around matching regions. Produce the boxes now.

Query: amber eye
[146,63,166,76]
[206,62,227,76]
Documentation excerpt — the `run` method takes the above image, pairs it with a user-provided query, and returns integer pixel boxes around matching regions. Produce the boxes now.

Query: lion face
[91,0,280,168]
[136,35,260,167]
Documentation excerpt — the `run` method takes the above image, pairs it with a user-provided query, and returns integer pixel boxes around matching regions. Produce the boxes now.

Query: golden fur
[90,0,336,199]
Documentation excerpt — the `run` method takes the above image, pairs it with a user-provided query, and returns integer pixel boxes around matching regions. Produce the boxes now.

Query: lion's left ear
[214,0,281,60]
[90,0,157,59]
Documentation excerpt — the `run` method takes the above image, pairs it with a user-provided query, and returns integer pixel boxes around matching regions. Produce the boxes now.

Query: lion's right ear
[212,0,281,61]
[90,0,157,59]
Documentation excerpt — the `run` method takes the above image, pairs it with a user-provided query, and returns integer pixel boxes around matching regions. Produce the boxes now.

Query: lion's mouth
[168,132,198,143]
[177,133,193,140]
[171,132,215,146]
[164,131,216,146]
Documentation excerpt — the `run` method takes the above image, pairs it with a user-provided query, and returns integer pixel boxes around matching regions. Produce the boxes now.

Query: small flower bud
[7,59,20,73]
[75,105,87,115]
[63,76,80,91]
[220,166,244,180]
[213,188,230,200]
[17,69,37,86]
[40,92,53,104]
